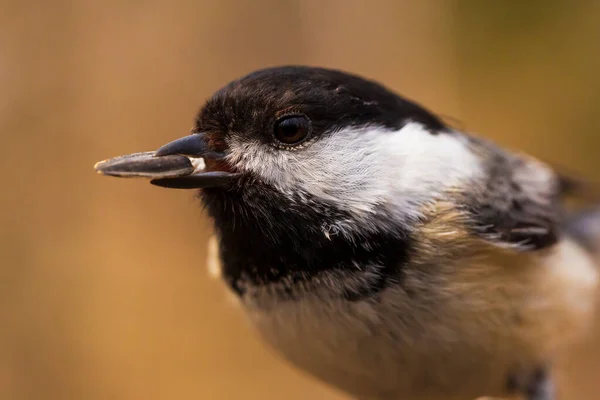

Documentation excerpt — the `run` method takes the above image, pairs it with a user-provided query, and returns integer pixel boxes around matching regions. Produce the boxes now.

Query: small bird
[95,66,600,400]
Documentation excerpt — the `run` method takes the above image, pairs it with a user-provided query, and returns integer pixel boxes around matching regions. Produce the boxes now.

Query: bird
[95,66,600,400]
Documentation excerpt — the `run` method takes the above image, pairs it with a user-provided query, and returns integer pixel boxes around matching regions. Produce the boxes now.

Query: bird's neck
[201,187,411,298]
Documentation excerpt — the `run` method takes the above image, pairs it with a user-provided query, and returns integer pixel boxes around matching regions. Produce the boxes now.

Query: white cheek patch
[227,122,481,234]
[382,123,481,220]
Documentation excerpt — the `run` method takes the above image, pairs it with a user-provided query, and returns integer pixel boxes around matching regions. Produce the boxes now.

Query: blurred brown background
[1,1,599,399]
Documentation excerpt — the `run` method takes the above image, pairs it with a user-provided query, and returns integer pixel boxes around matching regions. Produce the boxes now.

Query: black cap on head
[197,66,446,142]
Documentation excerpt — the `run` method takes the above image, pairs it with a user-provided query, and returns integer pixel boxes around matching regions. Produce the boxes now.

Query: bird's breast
[231,238,598,400]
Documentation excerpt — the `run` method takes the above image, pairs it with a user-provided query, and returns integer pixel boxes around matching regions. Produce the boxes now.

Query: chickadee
[95,66,600,400]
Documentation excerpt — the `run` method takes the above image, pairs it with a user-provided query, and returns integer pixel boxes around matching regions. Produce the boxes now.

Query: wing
[465,141,565,251]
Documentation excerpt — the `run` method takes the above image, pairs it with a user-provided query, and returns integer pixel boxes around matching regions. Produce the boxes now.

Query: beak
[94,133,240,189]
[154,133,225,159]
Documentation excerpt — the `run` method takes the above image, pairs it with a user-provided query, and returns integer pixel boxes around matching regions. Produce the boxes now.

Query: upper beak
[94,133,240,189]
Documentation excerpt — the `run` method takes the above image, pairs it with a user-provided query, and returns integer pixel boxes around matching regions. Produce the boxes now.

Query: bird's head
[107,67,475,241]
[96,66,481,292]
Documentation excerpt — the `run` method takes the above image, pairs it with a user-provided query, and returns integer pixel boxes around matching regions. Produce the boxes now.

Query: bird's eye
[273,115,312,146]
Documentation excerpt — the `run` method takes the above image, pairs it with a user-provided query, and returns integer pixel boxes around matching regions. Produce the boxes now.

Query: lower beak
[94,133,240,189]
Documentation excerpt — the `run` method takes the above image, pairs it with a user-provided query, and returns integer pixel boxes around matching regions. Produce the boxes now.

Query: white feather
[227,122,481,236]
[206,235,221,279]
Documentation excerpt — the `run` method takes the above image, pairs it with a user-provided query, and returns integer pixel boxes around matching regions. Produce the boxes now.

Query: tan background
[1,1,599,399]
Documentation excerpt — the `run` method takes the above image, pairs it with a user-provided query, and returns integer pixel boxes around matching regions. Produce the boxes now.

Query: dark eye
[274,115,312,146]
